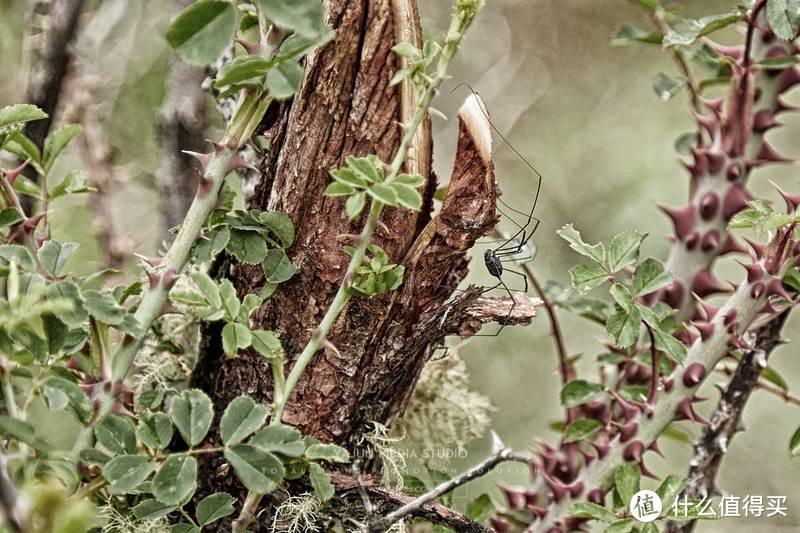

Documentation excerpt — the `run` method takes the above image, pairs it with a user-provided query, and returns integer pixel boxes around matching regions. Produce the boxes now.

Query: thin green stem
[110,151,233,382]
[231,5,482,532]
[1,369,19,421]
[271,2,469,428]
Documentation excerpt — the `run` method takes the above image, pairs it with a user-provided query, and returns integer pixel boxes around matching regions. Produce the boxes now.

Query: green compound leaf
[308,462,334,501]
[196,492,236,526]
[560,380,605,408]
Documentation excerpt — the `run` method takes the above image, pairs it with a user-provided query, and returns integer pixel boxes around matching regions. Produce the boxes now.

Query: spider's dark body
[484,249,503,278]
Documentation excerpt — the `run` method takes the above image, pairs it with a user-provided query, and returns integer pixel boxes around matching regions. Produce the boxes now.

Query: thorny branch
[666,309,790,533]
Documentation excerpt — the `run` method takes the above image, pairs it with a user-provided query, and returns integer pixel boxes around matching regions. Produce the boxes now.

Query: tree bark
[193,1,538,522]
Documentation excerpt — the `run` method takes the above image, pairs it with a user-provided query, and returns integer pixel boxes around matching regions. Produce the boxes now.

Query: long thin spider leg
[496,203,527,234]
[502,268,529,293]
[500,253,532,263]
[471,276,517,337]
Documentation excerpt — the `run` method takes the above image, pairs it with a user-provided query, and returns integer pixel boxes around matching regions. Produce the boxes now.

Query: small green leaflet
[103,455,156,495]
[153,455,198,505]
[308,462,335,501]
[220,395,269,445]
[563,418,603,443]
[560,380,605,408]
[166,0,238,66]
[766,0,800,40]
[169,389,214,447]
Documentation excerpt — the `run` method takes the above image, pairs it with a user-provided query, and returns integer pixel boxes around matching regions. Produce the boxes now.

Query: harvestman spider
[444,84,543,338]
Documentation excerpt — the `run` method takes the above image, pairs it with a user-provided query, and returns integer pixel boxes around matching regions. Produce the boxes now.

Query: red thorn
[699,192,720,220]
[675,397,711,426]
[768,179,800,213]
[690,147,709,176]
[726,163,742,181]
[719,234,746,255]
[693,111,720,135]
[499,484,527,510]
[615,421,639,443]
[701,230,719,252]
[723,184,751,220]
[702,97,724,116]
[753,109,780,133]
[778,67,800,94]
[227,153,255,173]
[162,268,178,289]
[682,362,707,387]
[723,308,737,326]
[766,279,793,301]
[751,281,766,299]
[543,474,569,503]
[659,204,696,240]
[675,327,698,346]
[706,149,726,175]
[591,441,610,460]
[662,377,674,392]
[692,268,730,298]
[736,260,764,283]
[639,461,659,480]
[233,38,261,55]
[648,440,664,458]
[755,142,791,164]
[182,150,212,170]
[743,237,766,260]
[693,321,715,341]
[4,160,29,185]
[709,42,744,60]
[692,294,719,320]
[147,271,160,289]
[568,481,585,498]
[623,440,645,463]
[685,231,700,250]
[588,488,604,505]
[197,174,214,198]
[489,518,510,533]
[661,280,685,310]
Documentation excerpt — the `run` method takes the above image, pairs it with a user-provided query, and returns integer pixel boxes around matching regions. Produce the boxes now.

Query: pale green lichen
[391,350,494,469]
[363,422,407,490]
[98,504,169,533]
[271,493,322,533]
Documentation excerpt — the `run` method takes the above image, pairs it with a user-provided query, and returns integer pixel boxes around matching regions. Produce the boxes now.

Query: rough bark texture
[192,0,539,526]
[666,309,790,533]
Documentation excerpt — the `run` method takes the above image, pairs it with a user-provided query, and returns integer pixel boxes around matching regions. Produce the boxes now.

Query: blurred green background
[1,1,799,531]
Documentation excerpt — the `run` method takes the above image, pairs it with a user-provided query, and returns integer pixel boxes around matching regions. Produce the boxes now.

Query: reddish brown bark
[194,0,536,479]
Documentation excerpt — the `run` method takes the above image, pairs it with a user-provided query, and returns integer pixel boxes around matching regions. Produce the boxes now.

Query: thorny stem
[645,325,660,407]
[533,275,768,531]
[73,89,265,454]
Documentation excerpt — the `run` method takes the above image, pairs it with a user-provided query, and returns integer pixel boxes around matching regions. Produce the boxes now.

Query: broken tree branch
[366,437,532,532]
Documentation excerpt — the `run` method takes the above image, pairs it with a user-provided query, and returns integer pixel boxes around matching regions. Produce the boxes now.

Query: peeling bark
[193,0,538,522]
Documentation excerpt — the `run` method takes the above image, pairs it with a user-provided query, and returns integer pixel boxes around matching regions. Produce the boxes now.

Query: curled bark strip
[331,471,492,533]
